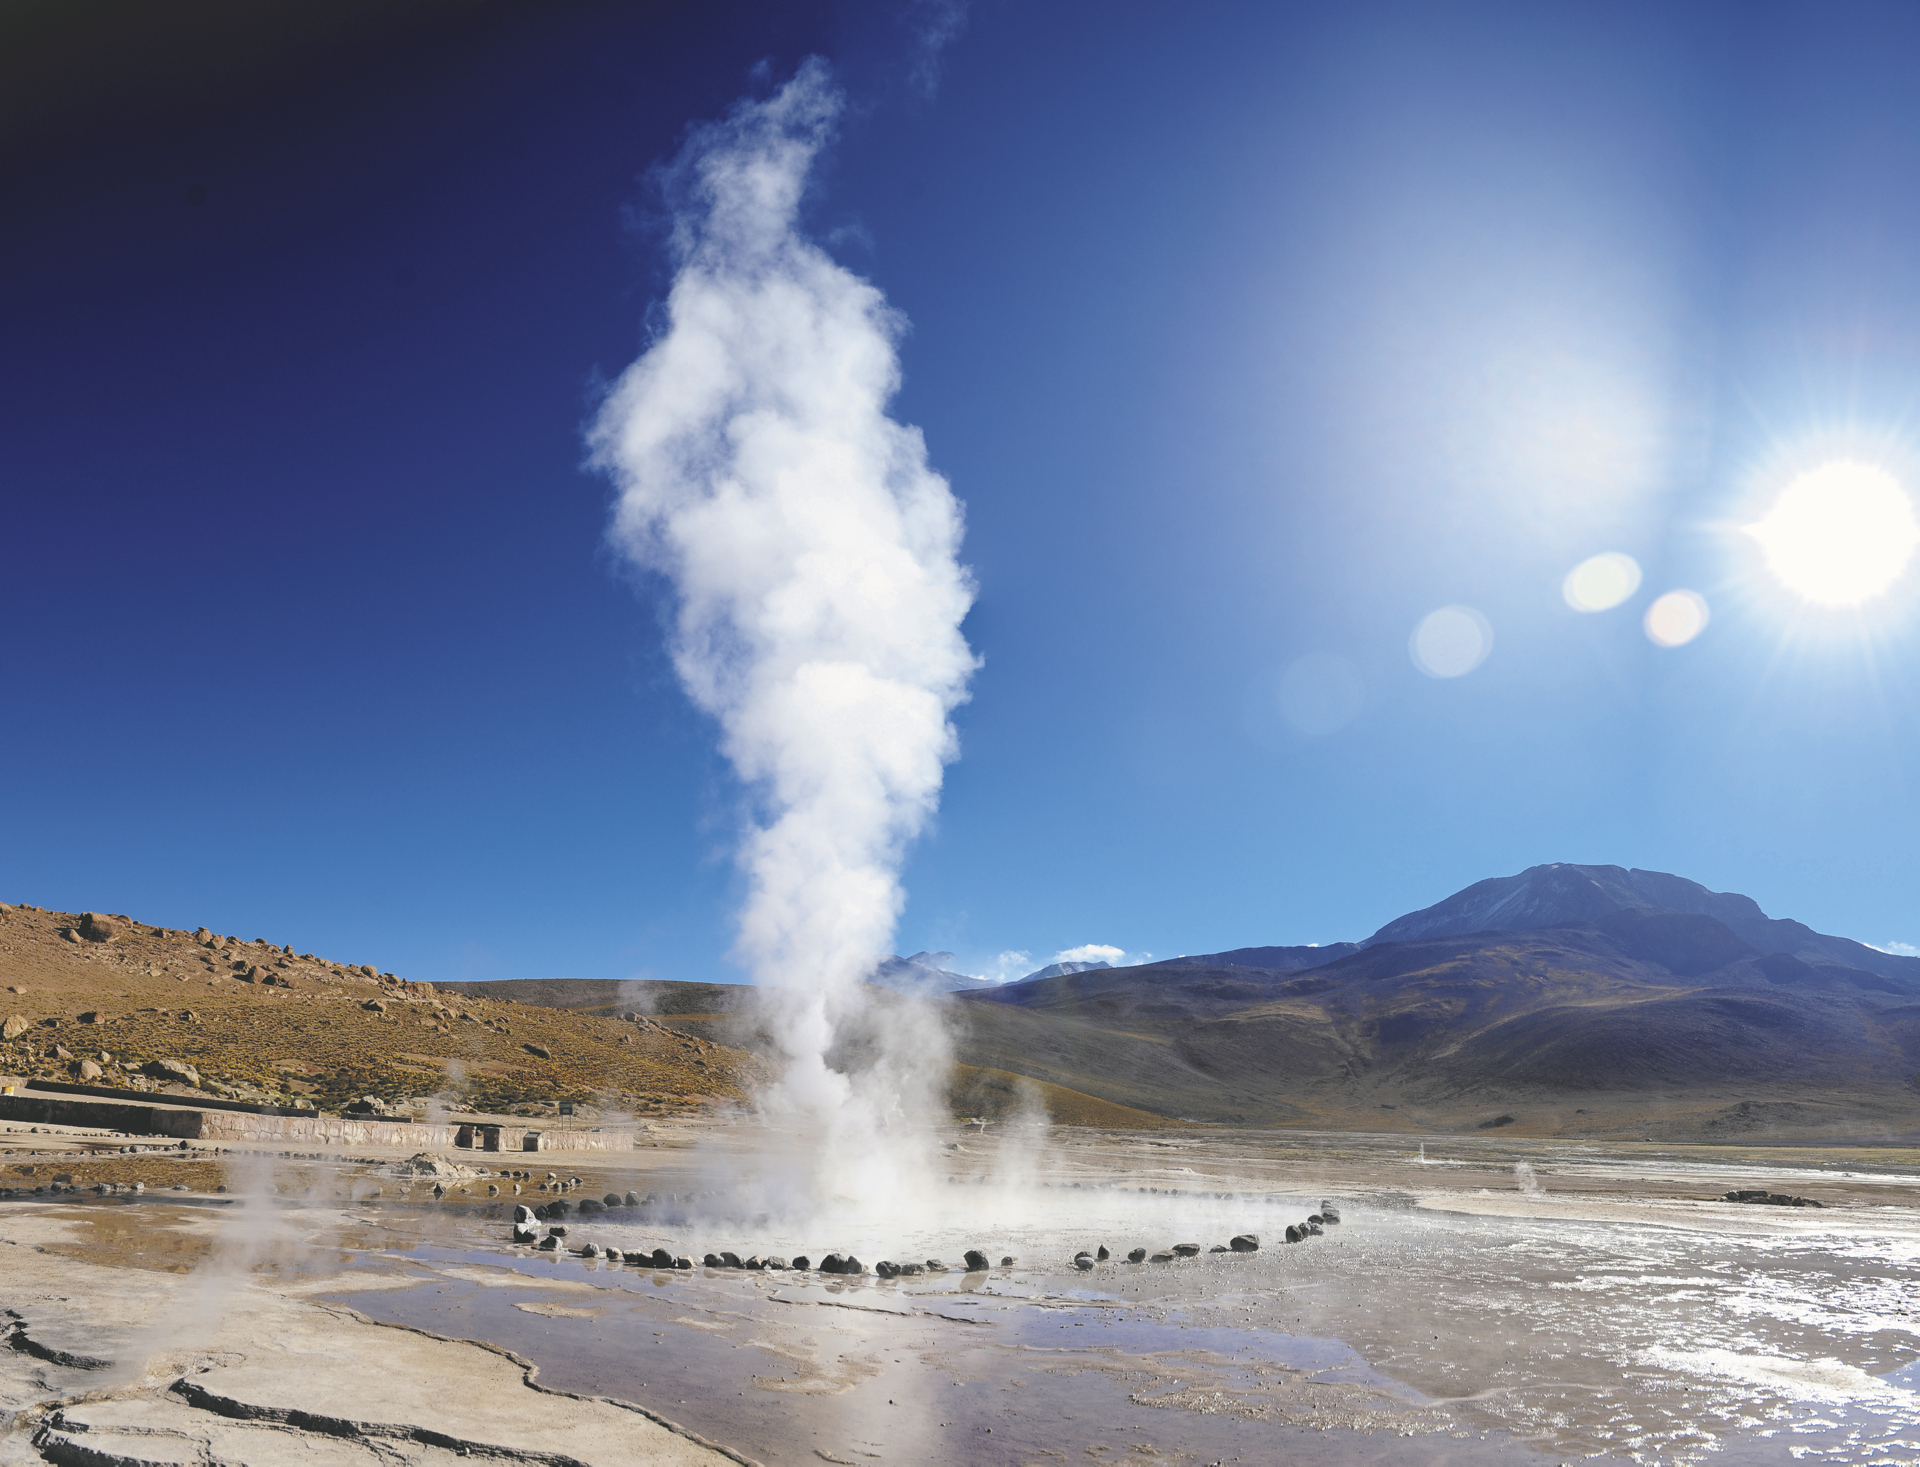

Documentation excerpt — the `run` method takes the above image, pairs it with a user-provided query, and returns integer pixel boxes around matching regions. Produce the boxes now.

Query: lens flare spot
[1644,589,1709,648]
[1277,654,1364,736]
[1410,606,1493,678]
[1746,461,1919,607]
[1563,552,1643,613]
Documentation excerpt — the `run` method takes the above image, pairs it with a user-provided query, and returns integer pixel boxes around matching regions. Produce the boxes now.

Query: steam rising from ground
[591,61,976,1225]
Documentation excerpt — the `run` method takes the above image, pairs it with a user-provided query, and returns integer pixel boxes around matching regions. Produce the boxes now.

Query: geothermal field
[8,1116,1920,1466]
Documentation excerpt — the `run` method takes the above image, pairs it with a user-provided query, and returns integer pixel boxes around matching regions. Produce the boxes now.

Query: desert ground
[6,1113,1920,1466]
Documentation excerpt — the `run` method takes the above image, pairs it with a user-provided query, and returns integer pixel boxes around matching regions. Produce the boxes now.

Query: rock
[1096,1245,1110,1260]
[431,1183,445,1197]
[62,928,82,943]
[1306,1223,1323,1236]
[765,1257,789,1270]
[963,1249,990,1272]
[139,1058,200,1087]
[53,1044,73,1061]
[362,1000,387,1013]
[1127,1247,1147,1263]
[720,1251,742,1268]
[1172,1243,1201,1257]
[624,1191,640,1207]
[703,1253,722,1268]
[743,1255,766,1271]
[876,1260,899,1278]
[1074,1253,1095,1271]
[74,1060,102,1081]
[546,1225,568,1237]
[843,1256,866,1275]
[547,1198,573,1217]
[79,912,118,942]
[536,1235,559,1251]
[580,1243,601,1258]
[1149,1251,1175,1264]
[924,1258,945,1271]
[77,1011,101,1024]
[1,1015,27,1040]
[578,1199,605,1215]
[1230,1234,1259,1252]
[674,1256,693,1270]
[1285,1224,1303,1243]
[645,1247,671,1267]
[791,1254,811,1271]
[523,1043,551,1060]
[1319,1202,1342,1224]
[512,1224,537,1243]
[999,1256,1013,1267]
[513,1204,534,1223]
[603,1193,623,1208]
[1307,1213,1323,1225]
[1724,1189,1823,1207]
[1209,1245,1229,1253]
[820,1253,846,1274]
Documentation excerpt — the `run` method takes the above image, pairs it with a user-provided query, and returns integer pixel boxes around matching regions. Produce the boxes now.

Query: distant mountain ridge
[1367,863,1920,984]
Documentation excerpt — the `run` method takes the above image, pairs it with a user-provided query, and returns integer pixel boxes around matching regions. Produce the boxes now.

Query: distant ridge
[1367,863,1920,984]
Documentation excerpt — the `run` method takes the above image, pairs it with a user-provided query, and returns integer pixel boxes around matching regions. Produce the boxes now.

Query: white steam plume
[590,61,977,1213]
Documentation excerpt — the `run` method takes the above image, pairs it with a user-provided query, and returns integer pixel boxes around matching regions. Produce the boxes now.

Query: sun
[1746,460,1920,607]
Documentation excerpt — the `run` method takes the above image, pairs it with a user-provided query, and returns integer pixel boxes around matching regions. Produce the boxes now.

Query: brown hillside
[0,902,763,1117]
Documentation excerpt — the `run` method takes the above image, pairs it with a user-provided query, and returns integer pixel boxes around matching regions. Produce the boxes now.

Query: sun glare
[1746,461,1920,607]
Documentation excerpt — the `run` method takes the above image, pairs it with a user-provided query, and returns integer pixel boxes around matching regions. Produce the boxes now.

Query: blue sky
[5,0,1919,986]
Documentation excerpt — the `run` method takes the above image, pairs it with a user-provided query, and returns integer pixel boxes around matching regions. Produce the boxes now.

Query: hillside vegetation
[0,903,760,1118]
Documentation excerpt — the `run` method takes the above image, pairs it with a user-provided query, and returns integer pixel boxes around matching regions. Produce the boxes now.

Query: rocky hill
[0,902,761,1119]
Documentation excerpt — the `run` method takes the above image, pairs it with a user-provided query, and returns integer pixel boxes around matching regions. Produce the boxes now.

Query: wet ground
[18,1126,1920,1465]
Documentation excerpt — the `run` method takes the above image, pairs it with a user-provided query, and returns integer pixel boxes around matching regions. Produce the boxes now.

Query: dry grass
[0,904,765,1118]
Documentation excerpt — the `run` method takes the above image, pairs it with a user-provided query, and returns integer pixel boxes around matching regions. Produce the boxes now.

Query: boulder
[624,1191,640,1207]
[1305,1223,1323,1236]
[579,1244,601,1258]
[512,1224,537,1243]
[79,912,118,943]
[1096,1245,1110,1260]
[546,1225,568,1237]
[1284,1224,1303,1243]
[139,1058,199,1087]
[719,1251,742,1268]
[1307,1214,1323,1225]
[648,1247,673,1268]
[77,1011,101,1025]
[1149,1252,1175,1264]
[74,1060,102,1081]
[53,1045,73,1061]
[1127,1247,1146,1263]
[62,928,82,944]
[513,1204,534,1224]
[820,1253,846,1274]
[361,1000,387,1013]
[791,1255,811,1271]
[843,1256,866,1275]
[1,1016,27,1041]
[603,1193,623,1208]
[1074,1253,1095,1271]
[1230,1234,1259,1252]
[963,1249,990,1272]
[1209,1245,1229,1254]
[522,1043,552,1060]
[703,1253,722,1268]
[1319,1202,1342,1224]
[536,1235,559,1251]
[1172,1243,1200,1257]
[578,1199,605,1215]
[897,1262,922,1275]
[875,1261,899,1278]
[674,1257,693,1270]
[924,1258,946,1271]
[999,1256,1013,1267]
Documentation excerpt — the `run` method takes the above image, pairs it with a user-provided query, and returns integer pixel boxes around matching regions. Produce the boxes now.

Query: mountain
[869,951,999,995]
[1168,943,1363,970]
[1018,958,1111,982]
[945,864,1920,1139]
[1368,863,1920,983]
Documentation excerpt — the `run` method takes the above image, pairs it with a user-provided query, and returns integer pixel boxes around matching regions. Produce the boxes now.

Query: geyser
[590,60,977,1227]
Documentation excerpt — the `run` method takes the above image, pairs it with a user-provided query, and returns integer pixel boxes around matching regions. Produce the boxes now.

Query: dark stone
[651,1248,674,1268]
[512,1223,537,1243]
[604,1193,623,1208]
[548,1199,573,1217]
[1127,1247,1146,1263]
[674,1256,692,1270]
[898,1262,922,1275]
[963,1250,990,1272]
[1172,1243,1200,1257]
[1209,1245,1229,1253]
[1230,1234,1259,1252]
[1306,1223,1323,1235]
[791,1255,811,1271]
[703,1253,722,1268]
[537,1235,559,1251]
[820,1253,845,1274]
[1319,1202,1341,1223]
[532,1204,550,1220]
[1149,1251,1175,1263]
[1096,1245,1110,1260]
[1307,1213,1323,1225]
[546,1225,567,1237]
[1074,1253,1094,1271]
[924,1258,945,1271]
[579,1200,605,1215]
[1285,1224,1303,1243]
[1000,1256,1014,1267]
[720,1251,742,1268]
[513,1204,534,1224]
[743,1256,764,1271]
[580,1243,601,1258]
[876,1260,899,1278]
[765,1257,788,1270]
[842,1256,866,1275]
[624,1191,640,1207]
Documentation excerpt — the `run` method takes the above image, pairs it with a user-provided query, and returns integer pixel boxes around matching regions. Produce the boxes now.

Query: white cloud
[1870,941,1920,958]
[1054,943,1126,965]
